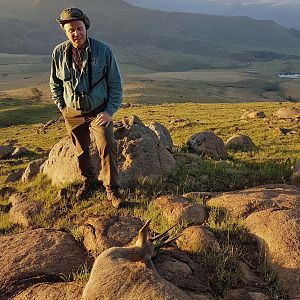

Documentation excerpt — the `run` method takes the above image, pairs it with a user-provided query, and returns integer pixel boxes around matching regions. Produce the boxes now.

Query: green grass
[60,263,91,282]
[0,103,59,128]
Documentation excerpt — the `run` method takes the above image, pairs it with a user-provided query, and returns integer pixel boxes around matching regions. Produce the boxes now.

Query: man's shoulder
[52,40,70,54]
[89,38,112,53]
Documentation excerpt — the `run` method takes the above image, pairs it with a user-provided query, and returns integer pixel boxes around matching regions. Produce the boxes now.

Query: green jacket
[49,38,122,116]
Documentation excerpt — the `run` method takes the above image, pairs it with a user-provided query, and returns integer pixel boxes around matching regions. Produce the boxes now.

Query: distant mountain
[1,0,300,71]
[124,0,300,30]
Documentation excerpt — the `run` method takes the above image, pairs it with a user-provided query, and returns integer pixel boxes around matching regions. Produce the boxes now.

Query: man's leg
[90,121,119,188]
[90,120,124,208]
[63,108,96,199]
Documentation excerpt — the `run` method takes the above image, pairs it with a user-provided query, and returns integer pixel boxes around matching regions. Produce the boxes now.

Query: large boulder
[42,136,97,186]
[13,282,85,300]
[207,184,300,299]
[153,195,207,225]
[0,229,88,298]
[187,130,228,159]
[273,107,300,119]
[115,116,176,186]
[43,116,176,187]
[80,216,143,256]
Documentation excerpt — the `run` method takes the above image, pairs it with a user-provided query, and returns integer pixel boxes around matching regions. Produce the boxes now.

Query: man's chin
[72,40,83,48]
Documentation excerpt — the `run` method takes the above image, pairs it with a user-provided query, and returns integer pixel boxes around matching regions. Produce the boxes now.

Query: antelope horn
[149,223,177,242]
[154,233,183,250]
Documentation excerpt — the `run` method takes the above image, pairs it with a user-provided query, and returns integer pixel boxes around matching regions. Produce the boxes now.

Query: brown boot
[106,188,125,208]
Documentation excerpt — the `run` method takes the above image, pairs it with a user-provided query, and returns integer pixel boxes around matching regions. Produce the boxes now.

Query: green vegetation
[60,263,91,282]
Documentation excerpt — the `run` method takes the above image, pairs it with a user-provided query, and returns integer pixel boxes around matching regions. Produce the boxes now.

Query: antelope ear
[136,219,151,246]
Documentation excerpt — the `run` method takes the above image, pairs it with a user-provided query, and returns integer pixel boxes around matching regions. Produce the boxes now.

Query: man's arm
[103,48,123,117]
[49,50,65,110]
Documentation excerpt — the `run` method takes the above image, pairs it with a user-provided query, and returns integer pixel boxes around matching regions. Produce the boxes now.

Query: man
[50,7,124,208]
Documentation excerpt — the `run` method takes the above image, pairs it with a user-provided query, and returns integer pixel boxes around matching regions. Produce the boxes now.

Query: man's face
[63,20,87,48]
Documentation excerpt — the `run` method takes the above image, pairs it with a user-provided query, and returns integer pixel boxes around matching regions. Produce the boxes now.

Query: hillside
[1,0,300,71]
[125,0,300,30]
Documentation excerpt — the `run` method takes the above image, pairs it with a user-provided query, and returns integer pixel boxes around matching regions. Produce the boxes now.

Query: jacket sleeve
[49,50,65,110]
[104,48,123,117]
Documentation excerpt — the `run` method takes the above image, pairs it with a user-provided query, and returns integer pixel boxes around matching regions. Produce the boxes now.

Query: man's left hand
[95,112,112,127]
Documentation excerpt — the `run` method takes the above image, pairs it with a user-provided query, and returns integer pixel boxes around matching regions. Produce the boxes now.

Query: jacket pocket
[92,64,106,86]
[57,66,72,82]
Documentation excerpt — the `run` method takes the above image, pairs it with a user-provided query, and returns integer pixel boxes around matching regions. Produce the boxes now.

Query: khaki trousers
[62,106,120,189]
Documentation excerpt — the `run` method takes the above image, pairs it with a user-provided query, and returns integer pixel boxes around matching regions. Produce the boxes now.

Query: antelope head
[135,220,183,271]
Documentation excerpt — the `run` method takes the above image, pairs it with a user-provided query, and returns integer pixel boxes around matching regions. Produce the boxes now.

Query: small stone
[187,130,228,159]
[5,169,25,183]
[176,226,220,253]
[153,195,207,225]
[21,158,47,183]
[0,187,16,199]
[0,145,15,159]
[11,147,29,158]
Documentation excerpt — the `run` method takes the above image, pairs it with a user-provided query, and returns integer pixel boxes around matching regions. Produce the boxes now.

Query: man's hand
[95,112,112,127]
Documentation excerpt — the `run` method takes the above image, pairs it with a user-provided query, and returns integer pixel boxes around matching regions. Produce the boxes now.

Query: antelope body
[82,221,192,300]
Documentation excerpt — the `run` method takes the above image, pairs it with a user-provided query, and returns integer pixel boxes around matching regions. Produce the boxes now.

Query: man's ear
[59,23,65,31]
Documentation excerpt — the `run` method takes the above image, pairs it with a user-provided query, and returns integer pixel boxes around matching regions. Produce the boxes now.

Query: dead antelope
[82,220,192,300]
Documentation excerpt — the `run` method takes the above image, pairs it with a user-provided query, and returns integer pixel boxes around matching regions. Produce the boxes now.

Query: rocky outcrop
[115,116,176,186]
[0,229,88,298]
[42,136,96,186]
[80,216,143,256]
[13,282,85,300]
[153,195,207,225]
[207,184,300,299]
[148,121,173,151]
[187,130,228,159]
[43,115,176,187]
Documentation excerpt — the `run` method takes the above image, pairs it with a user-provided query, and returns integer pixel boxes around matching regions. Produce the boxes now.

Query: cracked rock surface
[207,184,300,299]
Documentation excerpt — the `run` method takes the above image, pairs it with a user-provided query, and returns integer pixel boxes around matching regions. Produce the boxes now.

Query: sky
[190,0,299,4]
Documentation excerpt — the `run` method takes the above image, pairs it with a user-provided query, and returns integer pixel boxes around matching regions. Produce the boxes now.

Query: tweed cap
[56,8,90,29]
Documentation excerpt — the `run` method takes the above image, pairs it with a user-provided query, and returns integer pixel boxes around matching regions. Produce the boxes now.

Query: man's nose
[73,30,79,37]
